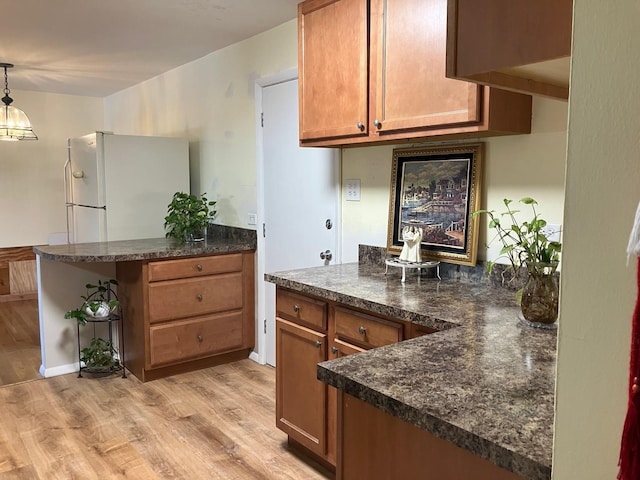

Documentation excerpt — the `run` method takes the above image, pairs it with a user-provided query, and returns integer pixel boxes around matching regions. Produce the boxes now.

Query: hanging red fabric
[618,258,640,480]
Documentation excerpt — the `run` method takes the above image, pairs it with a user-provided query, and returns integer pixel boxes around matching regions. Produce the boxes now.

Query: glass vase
[520,261,559,325]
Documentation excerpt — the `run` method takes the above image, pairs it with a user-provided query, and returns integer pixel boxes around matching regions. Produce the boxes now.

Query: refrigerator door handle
[64,155,72,206]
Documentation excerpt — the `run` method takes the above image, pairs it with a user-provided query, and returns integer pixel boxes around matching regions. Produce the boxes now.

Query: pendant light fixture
[0,63,38,141]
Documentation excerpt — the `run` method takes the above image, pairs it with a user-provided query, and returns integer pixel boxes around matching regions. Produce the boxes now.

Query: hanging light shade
[0,63,37,141]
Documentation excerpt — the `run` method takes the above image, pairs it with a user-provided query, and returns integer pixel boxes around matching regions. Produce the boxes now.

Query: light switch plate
[345,179,361,201]
[247,213,257,225]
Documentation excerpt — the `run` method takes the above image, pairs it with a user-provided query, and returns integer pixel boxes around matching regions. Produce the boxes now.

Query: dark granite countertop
[265,262,556,480]
[34,225,256,262]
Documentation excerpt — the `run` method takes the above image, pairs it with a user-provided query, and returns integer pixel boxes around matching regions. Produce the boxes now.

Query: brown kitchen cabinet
[337,392,524,480]
[275,287,422,469]
[446,0,572,100]
[297,0,532,147]
[116,251,255,382]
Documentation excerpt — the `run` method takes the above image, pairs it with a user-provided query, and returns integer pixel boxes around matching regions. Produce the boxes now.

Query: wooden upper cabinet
[446,0,572,100]
[298,0,368,141]
[298,0,533,147]
[370,0,481,133]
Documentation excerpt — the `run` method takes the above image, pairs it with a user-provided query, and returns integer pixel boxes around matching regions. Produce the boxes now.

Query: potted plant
[64,279,120,326]
[473,197,562,325]
[80,337,120,372]
[164,191,217,242]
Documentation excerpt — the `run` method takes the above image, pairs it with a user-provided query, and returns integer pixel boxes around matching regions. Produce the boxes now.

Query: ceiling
[0,0,301,97]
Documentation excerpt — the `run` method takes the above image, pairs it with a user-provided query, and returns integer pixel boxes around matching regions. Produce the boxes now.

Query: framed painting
[386,143,483,266]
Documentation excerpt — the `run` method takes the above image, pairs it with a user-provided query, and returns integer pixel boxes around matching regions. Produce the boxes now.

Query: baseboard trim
[41,362,77,378]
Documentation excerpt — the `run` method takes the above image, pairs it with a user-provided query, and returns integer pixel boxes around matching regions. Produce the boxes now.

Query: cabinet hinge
[264,319,267,334]
[261,112,264,127]
[262,223,266,238]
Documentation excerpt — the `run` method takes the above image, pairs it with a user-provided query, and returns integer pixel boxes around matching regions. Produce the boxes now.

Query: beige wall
[341,96,568,263]
[552,1,640,478]
[104,20,298,229]
[0,90,103,247]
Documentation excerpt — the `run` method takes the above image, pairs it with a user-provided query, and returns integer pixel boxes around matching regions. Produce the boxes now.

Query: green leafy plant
[80,337,120,370]
[164,191,217,242]
[472,197,562,279]
[64,279,120,326]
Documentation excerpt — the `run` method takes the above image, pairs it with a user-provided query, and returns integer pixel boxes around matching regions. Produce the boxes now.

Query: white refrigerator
[65,132,190,243]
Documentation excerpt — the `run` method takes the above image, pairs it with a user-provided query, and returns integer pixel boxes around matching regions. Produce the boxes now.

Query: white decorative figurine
[399,225,422,263]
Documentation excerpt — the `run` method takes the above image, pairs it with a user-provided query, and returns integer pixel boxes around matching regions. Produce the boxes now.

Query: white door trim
[253,69,342,365]
[254,69,297,365]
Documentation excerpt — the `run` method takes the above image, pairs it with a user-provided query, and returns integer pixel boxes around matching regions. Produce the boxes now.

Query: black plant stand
[76,300,126,379]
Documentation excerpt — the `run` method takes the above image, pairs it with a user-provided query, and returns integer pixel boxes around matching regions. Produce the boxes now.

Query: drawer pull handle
[314,340,322,348]
[358,326,367,335]
[197,294,203,301]
[196,264,203,271]
[197,335,203,342]
[293,304,300,313]
[331,346,339,354]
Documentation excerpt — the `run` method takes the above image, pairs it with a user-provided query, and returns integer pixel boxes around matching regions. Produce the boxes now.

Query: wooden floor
[0,359,334,480]
[0,299,42,386]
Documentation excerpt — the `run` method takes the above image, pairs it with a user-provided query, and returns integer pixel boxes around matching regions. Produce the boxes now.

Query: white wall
[552,1,640,478]
[0,90,103,247]
[104,20,298,229]
[341,96,568,263]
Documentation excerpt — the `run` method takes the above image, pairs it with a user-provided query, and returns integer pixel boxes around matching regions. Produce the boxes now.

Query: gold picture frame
[387,143,483,266]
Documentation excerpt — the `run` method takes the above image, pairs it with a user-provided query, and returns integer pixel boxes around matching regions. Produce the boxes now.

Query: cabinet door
[370,0,481,134]
[298,0,368,141]
[276,318,328,456]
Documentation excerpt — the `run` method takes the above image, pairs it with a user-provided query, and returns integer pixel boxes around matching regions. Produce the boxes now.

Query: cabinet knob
[331,346,339,354]
[293,304,300,313]
[197,294,203,301]
[197,335,203,342]
[196,264,203,271]
[356,122,365,132]
[358,326,367,335]
[373,119,382,129]
[314,340,322,348]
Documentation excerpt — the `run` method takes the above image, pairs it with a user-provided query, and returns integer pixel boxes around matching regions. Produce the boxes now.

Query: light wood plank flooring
[0,359,333,480]
[0,299,41,386]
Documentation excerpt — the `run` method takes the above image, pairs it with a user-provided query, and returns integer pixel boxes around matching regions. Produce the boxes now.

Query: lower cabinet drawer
[149,311,243,367]
[335,307,402,349]
[148,272,243,323]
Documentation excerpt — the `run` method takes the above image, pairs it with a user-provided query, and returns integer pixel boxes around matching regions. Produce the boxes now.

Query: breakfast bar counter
[266,262,556,480]
[33,227,256,380]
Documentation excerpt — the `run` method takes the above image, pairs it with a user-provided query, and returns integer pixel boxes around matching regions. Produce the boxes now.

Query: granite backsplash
[358,244,559,291]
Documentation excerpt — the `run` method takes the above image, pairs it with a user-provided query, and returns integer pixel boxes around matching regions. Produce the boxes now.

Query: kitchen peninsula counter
[33,233,256,262]
[33,227,256,380]
[265,262,556,480]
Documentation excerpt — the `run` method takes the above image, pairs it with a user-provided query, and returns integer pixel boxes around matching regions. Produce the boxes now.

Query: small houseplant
[164,191,217,242]
[64,279,120,325]
[473,197,562,325]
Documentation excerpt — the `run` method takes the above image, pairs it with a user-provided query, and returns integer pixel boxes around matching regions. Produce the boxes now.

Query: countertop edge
[317,362,551,480]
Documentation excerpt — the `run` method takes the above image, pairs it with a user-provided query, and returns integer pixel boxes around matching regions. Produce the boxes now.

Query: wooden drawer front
[330,338,365,359]
[149,311,243,367]
[276,289,327,331]
[335,307,402,349]
[148,273,243,323]
[148,254,243,282]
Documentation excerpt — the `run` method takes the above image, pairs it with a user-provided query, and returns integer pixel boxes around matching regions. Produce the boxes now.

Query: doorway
[255,73,340,367]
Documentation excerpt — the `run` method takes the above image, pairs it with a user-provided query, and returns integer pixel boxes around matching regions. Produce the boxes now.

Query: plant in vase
[64,279,120,326]
[472,197,562,325]
[164,191,217,243]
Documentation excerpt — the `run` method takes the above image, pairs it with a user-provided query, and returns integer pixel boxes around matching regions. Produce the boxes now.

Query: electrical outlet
[540,223,562,243]
[345,179,361,201]
[247,213,257,225]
